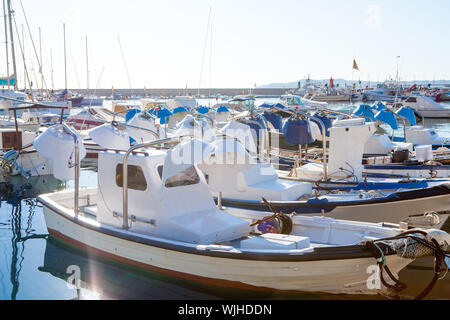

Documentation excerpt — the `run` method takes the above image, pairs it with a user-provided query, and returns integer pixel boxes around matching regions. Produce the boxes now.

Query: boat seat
[165,208,250,245]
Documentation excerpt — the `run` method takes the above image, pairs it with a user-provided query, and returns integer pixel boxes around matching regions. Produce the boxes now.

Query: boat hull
[414,109,450,119]
[39,192,410,296]
[218,185,450,228]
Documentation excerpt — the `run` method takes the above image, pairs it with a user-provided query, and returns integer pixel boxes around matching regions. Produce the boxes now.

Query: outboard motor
[0,150,31,179]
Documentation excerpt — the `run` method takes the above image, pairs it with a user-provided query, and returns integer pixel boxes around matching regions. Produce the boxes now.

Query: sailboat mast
[21,23,25,91]
[50,48,54,91]
[63,23,67,91]
[86,36,89,93]
[39,26,43,94]
[6,0,17,91]
[2,0,10,97]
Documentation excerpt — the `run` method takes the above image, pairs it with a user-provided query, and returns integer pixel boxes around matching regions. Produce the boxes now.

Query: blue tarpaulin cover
[172,106,189,114]
[372,102,388,111]
[263,111,283,131]
[258,102,286,110]
[150,107,172,124]
[353,105,376,122]
[282,119,315,145]
[125,109,141,122]
[311,113,333,137]
[216,106,230,113]
[395,106,417,126]
[375,110,398,130]
[197,106,210,114]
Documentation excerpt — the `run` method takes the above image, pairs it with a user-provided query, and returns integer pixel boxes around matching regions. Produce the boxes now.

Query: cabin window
[116,164,147,191]
[164,166,200,188]
[405,97,416,103]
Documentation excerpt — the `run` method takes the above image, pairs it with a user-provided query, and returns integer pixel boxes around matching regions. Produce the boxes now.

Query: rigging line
[208,19,213,107]
[198,6,212,96]
[11,13,33,97]
[78,66,105,131]
[18,0,49,93]
[69,47,82,89]
[117,35,134,97]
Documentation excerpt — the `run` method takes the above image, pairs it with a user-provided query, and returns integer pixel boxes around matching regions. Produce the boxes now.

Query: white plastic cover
[126,114,163,143]
[88,123,131,150]
[219,121,258,155]
[162,139,213,182]
[198,139,256,192]
[33,125,86,180]
[172,115,216,143]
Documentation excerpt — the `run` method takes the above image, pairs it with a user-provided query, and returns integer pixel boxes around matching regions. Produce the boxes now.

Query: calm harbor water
[0,101,449,300]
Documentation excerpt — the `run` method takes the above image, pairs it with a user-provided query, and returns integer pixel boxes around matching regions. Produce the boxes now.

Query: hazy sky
[1,0,449,89]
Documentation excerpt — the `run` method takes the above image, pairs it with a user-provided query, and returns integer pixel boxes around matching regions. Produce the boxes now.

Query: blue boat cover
[372,102,388,111]
[263,112,283,131]
[125,108,141,122]
[259,102,286,110]
[395,106,417,126]
[173,106,189,114]
[282,119,315,145]
[216,106,230,113]
[150,107,172,124]
[311,113,333,137]
[353,105,375,122]
[197,106,210,114]
[375,110,398,130]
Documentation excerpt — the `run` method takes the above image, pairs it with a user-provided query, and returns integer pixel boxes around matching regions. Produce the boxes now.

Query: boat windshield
[286,97,304,106]
[165,166,200,188]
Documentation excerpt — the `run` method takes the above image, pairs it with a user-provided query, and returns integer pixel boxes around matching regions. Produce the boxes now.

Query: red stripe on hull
[47,228,278,293]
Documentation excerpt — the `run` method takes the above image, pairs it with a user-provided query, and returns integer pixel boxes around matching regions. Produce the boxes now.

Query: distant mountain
[258,79,450,89]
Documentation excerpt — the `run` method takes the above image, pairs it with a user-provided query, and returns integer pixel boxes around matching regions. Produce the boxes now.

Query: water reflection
[0,175,63,300]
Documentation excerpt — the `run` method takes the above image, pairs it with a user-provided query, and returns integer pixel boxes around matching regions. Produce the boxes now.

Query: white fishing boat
[280,94,328,111]
[35,127,450,297]
[399,95,450,119]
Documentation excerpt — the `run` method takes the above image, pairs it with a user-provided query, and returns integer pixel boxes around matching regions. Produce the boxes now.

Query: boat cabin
[96,146,250,244]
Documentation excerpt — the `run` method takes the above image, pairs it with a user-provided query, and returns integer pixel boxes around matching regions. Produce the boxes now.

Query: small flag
[353,59,359,71]
[254,83,257,88]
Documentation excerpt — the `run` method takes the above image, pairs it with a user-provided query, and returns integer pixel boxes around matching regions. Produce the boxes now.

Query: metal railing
[122,137,177,230]
[62,123,81,214]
